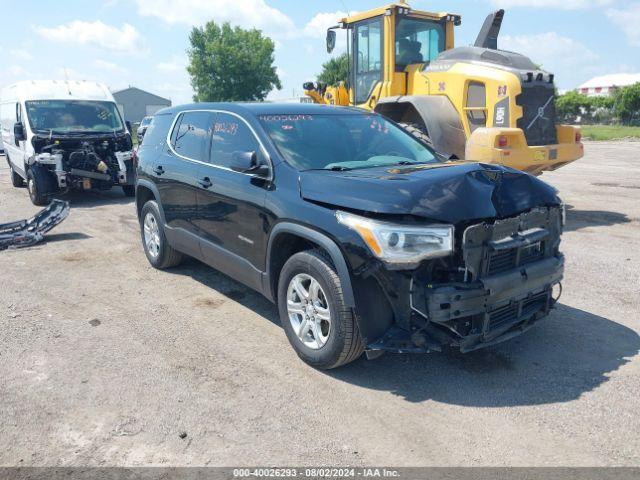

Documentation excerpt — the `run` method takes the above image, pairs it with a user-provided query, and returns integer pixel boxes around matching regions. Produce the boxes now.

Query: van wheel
[122,185,135,197]
[399,122,433,148]
[10,164,25,188]
[27,165,56,206]
[277,249,364,369]
[140,200,183,269]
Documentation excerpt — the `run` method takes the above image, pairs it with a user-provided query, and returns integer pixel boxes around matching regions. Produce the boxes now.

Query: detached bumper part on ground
[0,199,69,250]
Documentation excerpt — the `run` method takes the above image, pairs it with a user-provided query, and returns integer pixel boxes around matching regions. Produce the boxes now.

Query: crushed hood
[299,162,560,224]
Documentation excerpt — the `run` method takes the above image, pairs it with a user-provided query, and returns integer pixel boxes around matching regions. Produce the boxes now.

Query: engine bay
[30,132,134,191]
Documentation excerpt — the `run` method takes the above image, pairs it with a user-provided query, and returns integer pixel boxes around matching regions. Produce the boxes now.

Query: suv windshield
[259,114,439,171]
[25,100,125,134]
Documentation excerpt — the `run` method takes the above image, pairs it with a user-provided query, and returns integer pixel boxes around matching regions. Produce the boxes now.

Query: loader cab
[327,3,459,109]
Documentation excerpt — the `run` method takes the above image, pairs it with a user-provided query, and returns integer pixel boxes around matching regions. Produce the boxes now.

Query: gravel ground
[0,142,638,467]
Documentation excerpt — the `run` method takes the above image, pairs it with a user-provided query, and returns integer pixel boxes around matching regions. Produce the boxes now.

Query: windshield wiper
[328,166,352,171]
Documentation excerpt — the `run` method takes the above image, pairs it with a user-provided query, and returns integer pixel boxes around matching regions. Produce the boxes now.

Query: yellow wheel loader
[303,2,583,174]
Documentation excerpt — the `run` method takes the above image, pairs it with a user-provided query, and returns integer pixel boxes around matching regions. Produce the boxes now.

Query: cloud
[34,21,141,53]
[501,32,599,87]
[8,65,30,77]
[135,0,295,39]
[491,0,613,9]
[151,82,194,105]
[302,10,354,52]
[607,3,640,46]
[303,11,349,38]
[9,49,33,61]
[93,59,127,75]
[156,56,186,74]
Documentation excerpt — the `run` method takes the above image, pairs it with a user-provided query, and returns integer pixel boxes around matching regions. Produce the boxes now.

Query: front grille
[520,241,545,264]
[487,249,516,275]
[516,84,558,146]
[488,290,550,330]
[462,207,562,281]
[487,241,545,276]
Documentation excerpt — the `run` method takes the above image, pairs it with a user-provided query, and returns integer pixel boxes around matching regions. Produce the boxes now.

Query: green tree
[555,91,593,121]
[317,53,349,86]
[187,21,281,102]
[614,83,640,125]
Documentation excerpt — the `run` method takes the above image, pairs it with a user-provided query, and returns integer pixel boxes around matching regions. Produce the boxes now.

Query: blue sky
[1,0,638,104]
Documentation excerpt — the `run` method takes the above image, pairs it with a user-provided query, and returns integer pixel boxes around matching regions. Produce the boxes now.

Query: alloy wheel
[143,212,161,258]
[286,273,331,349]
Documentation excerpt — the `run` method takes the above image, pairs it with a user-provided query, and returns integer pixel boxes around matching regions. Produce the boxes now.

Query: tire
[122,185,136,197]
[277,249,364,369]
[9,163,25,188]
[398,121,434,148]
[26,165,56,206]
[139,200,183,269]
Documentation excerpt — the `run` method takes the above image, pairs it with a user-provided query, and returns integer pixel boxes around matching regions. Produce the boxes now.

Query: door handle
[153,166,165,175]
[198,177,213,188]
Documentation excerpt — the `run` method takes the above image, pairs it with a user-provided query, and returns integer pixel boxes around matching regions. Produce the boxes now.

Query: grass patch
[580,125,640,141]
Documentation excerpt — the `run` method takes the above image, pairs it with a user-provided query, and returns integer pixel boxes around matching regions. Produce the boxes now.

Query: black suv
[135,103,564,369]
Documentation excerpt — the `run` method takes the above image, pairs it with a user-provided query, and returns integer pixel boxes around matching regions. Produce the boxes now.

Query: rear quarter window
[170,111,213,161]
[139,113,174,148]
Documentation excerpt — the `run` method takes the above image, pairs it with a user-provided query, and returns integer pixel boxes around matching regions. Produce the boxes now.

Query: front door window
[354,18,383,105]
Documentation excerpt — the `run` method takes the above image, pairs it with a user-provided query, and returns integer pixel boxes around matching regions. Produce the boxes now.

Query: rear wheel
[27,165,56,206]
[140,200,183,269]
[277,250,364,369]
[399,122,433,148]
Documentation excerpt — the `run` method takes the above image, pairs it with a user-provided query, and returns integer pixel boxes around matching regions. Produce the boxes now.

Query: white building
[577,73,640,97]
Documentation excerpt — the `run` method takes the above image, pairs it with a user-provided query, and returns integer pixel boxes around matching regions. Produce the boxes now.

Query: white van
[0,80,135,205]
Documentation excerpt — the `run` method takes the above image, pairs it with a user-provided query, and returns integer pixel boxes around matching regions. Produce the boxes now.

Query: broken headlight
[336,211,454,266]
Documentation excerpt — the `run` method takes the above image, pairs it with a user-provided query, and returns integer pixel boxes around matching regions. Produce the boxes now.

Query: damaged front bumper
[419,256,563,352]
[366,206,564,354]
[0,200,70,250]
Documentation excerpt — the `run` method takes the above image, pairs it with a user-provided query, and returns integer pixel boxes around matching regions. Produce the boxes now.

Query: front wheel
[27,165,56,206]
[277,250,364,369]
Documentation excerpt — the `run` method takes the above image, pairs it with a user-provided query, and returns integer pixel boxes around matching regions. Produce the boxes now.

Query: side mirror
[230,151,270,177]
[13,122,26,142]
[326,29,336,53]
[125,120,132,133]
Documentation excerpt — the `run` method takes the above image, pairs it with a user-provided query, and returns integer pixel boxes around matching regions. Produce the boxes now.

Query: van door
[8,103,27,176]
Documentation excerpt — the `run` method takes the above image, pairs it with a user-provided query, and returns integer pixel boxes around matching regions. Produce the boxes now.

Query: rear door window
[209,112,260,169]
[170,111,213,161]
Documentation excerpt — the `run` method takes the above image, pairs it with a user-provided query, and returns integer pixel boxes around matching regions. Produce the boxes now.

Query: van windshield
[25,100,125,134]
[259,114,440,171]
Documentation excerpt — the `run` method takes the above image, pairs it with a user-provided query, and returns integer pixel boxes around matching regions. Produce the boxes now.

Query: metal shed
[112,86,171,124]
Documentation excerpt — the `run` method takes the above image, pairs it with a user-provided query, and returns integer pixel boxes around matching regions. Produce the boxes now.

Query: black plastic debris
[0,199,70,251]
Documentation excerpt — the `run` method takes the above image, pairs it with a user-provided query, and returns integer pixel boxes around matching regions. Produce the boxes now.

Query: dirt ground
[1,142,639,467]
